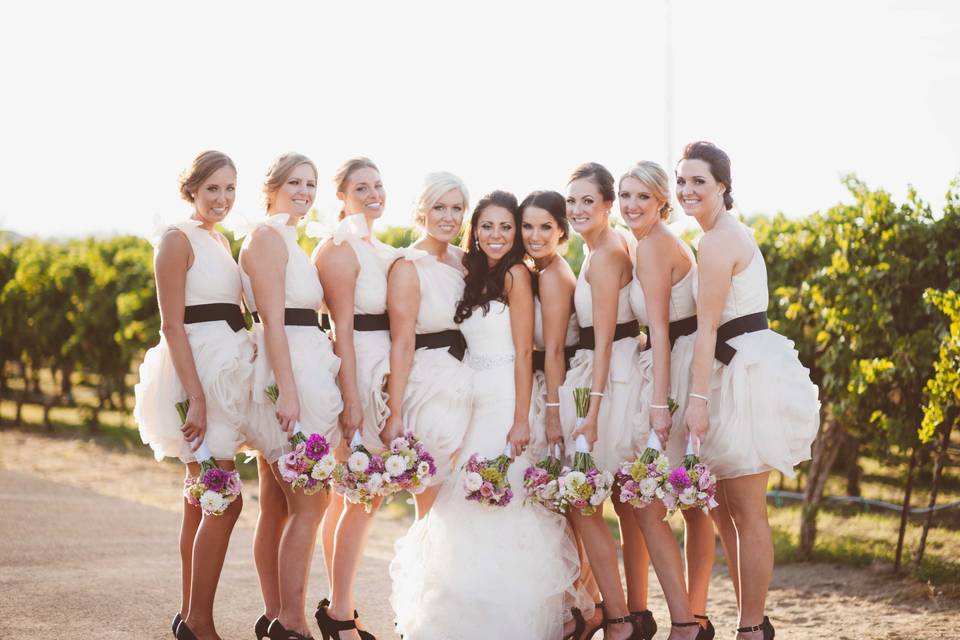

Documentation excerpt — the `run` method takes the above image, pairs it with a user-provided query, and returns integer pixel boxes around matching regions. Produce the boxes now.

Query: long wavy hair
[455,190,524,323]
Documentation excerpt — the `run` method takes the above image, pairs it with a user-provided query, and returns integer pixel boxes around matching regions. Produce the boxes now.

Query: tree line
[1,176,958,564]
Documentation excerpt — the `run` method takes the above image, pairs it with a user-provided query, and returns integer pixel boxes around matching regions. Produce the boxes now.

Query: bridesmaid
[519,190,602,640]
[240,153,343,640]
[134,150,253,640]
[621,161,715,640]
[383,171,473,514]
[558,163,651,640]
[315,157,394,640]
[679,141,819,640]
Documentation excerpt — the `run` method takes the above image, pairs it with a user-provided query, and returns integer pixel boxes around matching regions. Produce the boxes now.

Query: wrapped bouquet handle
[574,434,591,454]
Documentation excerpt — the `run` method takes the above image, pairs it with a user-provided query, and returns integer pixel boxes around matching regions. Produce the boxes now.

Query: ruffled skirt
[634,334,696,465]
[701,329,820,480]
[354,330,391,450]
[399,348,474,483]
[245,325,343,463]
[559,337,644,473]
[134,323,254,462]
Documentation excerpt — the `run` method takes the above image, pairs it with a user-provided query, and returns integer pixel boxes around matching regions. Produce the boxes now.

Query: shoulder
[389,256,420,283]
[245,224,286,255]
[539,258,576,294]
[505,262,532,294]
[315,237,360,269]
[158,226,190,251]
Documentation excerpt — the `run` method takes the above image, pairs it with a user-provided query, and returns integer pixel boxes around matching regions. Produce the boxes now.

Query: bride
[390,190,580,639]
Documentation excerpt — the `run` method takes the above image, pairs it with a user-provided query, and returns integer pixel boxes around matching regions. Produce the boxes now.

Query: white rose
[199,490,226,514]
[347,451,370,473]
[315,456,336,476]
[679,487,697,505]
[563,471,587,490]
[385,454,407,477]
[464,472,483,492]
[639,477,659,497]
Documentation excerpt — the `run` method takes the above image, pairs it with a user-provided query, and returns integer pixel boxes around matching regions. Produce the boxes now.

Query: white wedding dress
[390,301,579,640]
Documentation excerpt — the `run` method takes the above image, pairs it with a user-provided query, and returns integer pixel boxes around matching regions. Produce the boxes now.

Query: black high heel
[172,613,182,638]
[315,599,375,640]
[736,616,775,639]
[604,612,643,640]
[673,620,716,640]
[582,601,605,640]
[268,618,314,640]
[563,607,586,640]
[255,614,271,639]
[694,613,716,640]
[175,620,198,640]
[630,609,657,639]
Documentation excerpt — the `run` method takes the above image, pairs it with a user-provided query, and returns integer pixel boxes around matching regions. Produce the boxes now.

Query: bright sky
[2,0,958,238]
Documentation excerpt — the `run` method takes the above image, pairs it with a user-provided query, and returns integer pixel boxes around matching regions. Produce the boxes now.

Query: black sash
[320,313,390,332]
[532,346,579,373]
[251,308,321,328]
[577,320,641,350]
[715,311,768,365]
[183,303,245,332]
[415,329,467,361]
[639,315,699,352]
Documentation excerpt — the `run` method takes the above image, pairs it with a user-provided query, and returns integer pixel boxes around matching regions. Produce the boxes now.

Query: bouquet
[615,397,678,508]
[662,435,719,516]
[556,388,614,515]
[379,432,437,497]
[522,445,563,510]
[177,399,242,516]
[266,384,337,494]
[332,432,386,512]
[462,444,513,508]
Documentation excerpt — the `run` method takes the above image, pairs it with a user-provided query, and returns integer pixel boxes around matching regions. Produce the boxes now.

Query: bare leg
[272,463,329,636]
[184,459,243,640]
[710,482,740,608]
[321,492,345,592]
[568,509,633,640]
[633,502,695,628]
[681,507,715,625]
[413,484,441,520]
[612,497,650,613]
[253,455,287,619]
[179,467,202,621]
[723,473,773,639]
[328,496,384,640]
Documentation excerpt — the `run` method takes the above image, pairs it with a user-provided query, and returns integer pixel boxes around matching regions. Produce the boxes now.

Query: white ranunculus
[315,455,336,476]
[348,451,370,473]
[200,490,226,514]
[464,472,483,492]
[366,472,384,491]
[679,487,697,505]
[639,477,660,497]
[385,454,407,477]
[563,471,587,489]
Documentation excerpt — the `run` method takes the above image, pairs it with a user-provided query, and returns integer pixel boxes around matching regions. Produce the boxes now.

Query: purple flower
[203,468,230,492]
[305,434,330,461]
[668,467,692,491]
[226,472,242,495]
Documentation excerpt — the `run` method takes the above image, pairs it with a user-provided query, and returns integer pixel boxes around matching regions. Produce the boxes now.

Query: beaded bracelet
[688,392,710,403]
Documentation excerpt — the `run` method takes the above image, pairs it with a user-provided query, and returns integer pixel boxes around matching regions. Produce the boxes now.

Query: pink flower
[480,482,494,498]
[668,467,692,491]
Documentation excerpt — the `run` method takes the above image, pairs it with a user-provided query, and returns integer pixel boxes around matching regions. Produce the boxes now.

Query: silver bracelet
[589,391,605,397]
[688,392,710,404]
[544,402,561,408]
[649,404,670,409]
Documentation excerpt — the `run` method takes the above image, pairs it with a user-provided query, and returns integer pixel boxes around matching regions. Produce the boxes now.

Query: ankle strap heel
[737,616,775,639]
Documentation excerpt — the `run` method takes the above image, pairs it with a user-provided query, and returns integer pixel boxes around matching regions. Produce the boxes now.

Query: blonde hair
[414,172,470,228]
[620,160,673,220]
[179,150,236,203]
[333,156,380,219]
[263,152,317,209]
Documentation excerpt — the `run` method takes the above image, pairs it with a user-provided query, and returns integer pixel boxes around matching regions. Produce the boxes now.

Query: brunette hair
[567,162,615,203]
[519,190,569,242]
[455,190,525,323]
[333,156,380,219]
[679,141,734,210]
[263,152,317,209]
[621,161,673,220]
[179,150,236,203]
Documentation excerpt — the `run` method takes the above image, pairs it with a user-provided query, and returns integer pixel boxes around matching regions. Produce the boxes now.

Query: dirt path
[1,430,957,639]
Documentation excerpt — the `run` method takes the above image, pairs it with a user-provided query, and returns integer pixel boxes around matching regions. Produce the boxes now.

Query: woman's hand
[181,396,207,451]
[507,419,531,459]
[339,397,363,443]
[381,414,404,446]
[650,406,672,450]
[275,389,300,434]
[684,398,710,443]
[545,408,564,458]
[571,415,599,451]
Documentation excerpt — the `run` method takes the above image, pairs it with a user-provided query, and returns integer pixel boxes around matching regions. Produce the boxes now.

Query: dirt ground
[1,430,957,639]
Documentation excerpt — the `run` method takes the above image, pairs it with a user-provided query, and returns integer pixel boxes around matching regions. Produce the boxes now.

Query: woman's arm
[155,229,206,451]
[315,241,363,442]
[685,230,736,443]
[538,265,575,456]
[383,259,420,443]
[240,227,298,433]
[636,235,676,448]
[506,263,534,457]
